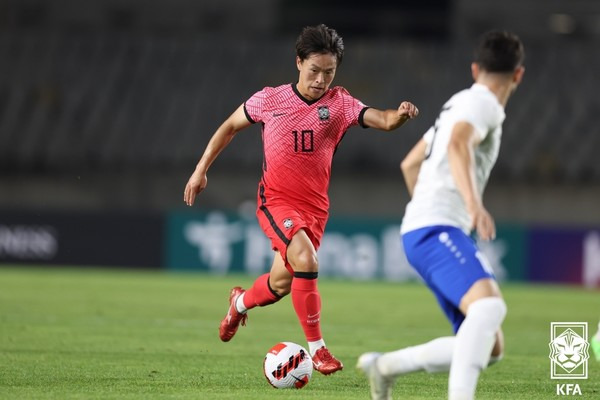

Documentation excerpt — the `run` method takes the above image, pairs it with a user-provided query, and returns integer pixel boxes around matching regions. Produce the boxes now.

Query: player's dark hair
[295,24,344,66]
[474,30,524,73]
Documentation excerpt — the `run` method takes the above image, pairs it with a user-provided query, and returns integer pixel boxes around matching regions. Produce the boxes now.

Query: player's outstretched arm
[184,105,251,206]
[400,138,427,197]
[447,121,495,240]
[363,101,419,131]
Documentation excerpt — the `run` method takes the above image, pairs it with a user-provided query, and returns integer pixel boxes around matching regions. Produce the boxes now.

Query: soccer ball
[263,342,313,389]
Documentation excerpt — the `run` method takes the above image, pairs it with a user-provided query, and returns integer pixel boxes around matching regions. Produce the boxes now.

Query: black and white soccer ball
[263,342,313,389]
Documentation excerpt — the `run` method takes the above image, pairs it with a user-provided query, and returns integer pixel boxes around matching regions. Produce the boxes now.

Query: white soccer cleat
[357,352,394,400]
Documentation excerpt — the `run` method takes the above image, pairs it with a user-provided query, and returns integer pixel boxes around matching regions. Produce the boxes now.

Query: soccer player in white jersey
[357,30,525,400]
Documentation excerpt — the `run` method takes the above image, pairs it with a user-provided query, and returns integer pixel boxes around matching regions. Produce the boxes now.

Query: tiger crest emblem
[549,328,589,373]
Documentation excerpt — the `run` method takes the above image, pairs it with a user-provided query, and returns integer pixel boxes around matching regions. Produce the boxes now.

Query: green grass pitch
[0,266,598,399]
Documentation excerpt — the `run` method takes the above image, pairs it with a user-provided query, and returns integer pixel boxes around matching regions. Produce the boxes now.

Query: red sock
[291,273,322,342]
[242,273,280,309]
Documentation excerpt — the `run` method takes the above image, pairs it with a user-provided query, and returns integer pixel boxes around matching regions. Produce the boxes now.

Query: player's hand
[469,204,496,241]
[184,171,207,206]
[398,101,419,119]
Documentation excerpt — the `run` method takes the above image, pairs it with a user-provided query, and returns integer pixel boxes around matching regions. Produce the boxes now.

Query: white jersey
[401,83,505,235]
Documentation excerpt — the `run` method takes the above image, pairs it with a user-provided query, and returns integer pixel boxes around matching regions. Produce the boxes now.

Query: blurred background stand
[0,0,599,284]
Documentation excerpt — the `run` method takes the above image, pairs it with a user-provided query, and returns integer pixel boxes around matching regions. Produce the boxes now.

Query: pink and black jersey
[244,83,369,217]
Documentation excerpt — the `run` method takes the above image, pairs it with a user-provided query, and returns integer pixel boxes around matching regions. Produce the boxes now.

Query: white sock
[377,336,503,378]
[595,321,600,340]
[308,339,326,356]
[377,337,455,376]
[448,297,507,400]
[235,293,247,313]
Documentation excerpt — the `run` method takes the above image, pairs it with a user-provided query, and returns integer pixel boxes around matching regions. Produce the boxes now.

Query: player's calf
[449,297,507,400]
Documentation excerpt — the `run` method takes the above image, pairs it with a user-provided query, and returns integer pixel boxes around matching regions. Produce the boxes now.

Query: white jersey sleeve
[401,83,506,235]
[423,126,435,144]
[455,90,504,142]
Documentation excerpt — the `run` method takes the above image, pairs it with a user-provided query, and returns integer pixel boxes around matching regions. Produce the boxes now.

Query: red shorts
[256,186,327,274]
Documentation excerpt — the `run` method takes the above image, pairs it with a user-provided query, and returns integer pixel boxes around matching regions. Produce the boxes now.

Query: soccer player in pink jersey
[183,24,418,375]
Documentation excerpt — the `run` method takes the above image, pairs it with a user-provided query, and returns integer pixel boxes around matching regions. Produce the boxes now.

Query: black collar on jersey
[292,83,323,105]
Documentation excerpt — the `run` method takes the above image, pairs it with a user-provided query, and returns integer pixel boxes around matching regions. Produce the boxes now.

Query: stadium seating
[0,28,598,183]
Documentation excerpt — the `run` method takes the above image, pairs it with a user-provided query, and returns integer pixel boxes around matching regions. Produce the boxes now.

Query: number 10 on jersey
[293,130,314,152]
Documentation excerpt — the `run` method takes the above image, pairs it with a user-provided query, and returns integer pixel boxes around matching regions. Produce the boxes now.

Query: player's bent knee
[468,297,507,326]
[290,251,319,273]
[469,297,507,366]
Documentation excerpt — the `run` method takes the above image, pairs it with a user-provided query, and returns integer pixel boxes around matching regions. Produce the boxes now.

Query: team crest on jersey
[283,218,294,229]
[317,106,330,121]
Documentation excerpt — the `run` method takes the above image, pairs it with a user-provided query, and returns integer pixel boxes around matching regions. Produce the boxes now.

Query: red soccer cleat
[312,347,344,375]
[219,286,248,342]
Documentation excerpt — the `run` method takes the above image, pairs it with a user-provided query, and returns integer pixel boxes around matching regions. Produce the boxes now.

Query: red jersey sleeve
[243,88,268,124]
[337,87,370,129]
